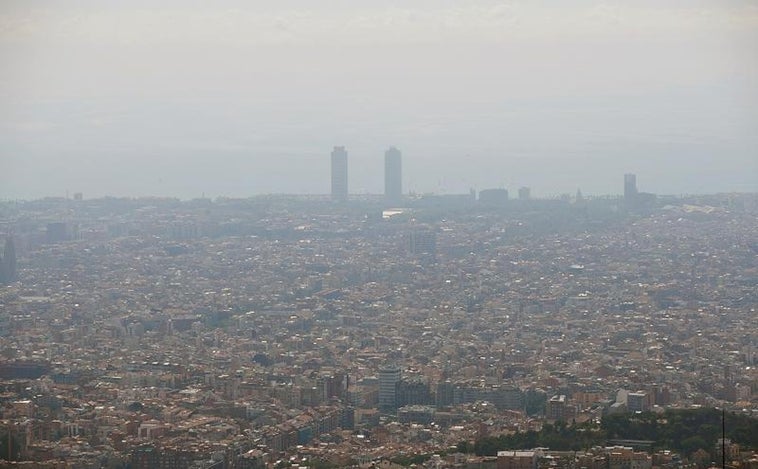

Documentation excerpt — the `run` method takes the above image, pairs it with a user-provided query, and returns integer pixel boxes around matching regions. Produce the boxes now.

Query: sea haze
[1,1,756,199]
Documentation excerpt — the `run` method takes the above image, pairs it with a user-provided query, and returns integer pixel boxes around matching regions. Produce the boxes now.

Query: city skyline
[1,1,756,200]
[0,135,755,200]
[0,160,744,202]
[3,139,706,201]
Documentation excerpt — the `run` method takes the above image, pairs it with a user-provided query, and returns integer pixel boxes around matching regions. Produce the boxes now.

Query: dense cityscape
[0,148,756,468]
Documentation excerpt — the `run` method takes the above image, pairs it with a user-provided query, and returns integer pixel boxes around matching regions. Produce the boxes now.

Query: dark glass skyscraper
[331,146,348,201]
[384,146,402,203]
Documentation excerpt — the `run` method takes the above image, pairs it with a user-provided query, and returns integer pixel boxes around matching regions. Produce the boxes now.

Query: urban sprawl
[0,167,756,468]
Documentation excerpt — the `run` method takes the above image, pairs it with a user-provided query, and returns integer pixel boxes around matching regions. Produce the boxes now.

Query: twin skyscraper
[331,146,402,203]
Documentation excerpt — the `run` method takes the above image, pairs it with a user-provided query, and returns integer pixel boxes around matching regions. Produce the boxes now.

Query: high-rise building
[436,381,455,408]
[331,146,348,201]
[406,229,436,258]
[626,391,650,413]
[378,365,402,411]
[384,146,402,203]
[396,377,432,407]
[518,187,531,201]
[0,237,16,285]
[546,394,575,421]
[624,173,638,201]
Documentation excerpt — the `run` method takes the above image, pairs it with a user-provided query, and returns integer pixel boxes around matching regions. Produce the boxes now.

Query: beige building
[497,451,538,469]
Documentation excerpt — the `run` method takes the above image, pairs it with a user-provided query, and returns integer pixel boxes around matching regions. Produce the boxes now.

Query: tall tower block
[624,173,637,202]
[384,146,402,203]
[331,146,348,201]
[378,365,402,411]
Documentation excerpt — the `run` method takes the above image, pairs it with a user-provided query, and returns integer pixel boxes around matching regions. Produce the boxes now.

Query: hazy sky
[1,0,757,199]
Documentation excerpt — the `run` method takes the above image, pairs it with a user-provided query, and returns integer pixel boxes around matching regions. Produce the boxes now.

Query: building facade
[331,146,348,201]
[384,146,402,203]
[497,451,537,469]
[624,173,637,202]
[378,366,402,411]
